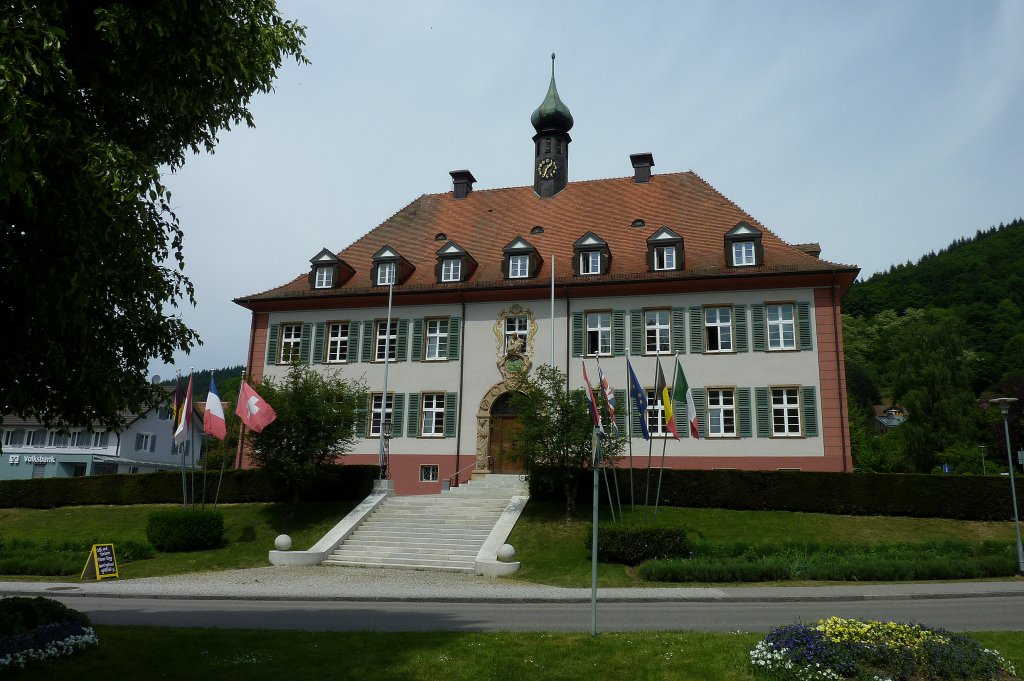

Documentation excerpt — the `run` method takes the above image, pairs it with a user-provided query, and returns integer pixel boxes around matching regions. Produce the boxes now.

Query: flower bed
[750,617,1017,680]
[0,597,98,671]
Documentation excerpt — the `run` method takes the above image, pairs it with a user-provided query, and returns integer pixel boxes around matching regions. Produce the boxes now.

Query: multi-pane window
[421,393,445,436]
[2,429,25,447]
[580,251,601,275]
[279,323,302,363]
[377,262,396,286]
[441,258,461,282]
[90,430,108,448]
[509,254,530,279]
[375,320,397,362]
[707,389,736,437]
[772,387,801,436]
[314,266,333,288]
[29,429,46,446]
[69,431,82,447]
[705,307,733,352]
[369,393,394,437]
[654,246,676,271]
[586,312,611,356]
[47,430,68,447]
[420,465,439,482]
[425,319,449,361]
[645,309,670,354]
[766,304,796,350]
[504,316,528,353]
[732,241,755,266]
[327,322,349,362]
[645,389,669,436]
[135,433,155,452]
[157,406,171,420]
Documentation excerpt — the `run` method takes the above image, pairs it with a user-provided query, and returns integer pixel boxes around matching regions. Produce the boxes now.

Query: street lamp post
[991,397,1024,575]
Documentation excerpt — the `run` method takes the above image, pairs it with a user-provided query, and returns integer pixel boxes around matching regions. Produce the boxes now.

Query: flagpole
[550,254,555,367]
[653,374,672,526]
[644,358,659,521]
[591,428,600,637]
[377,276,395,481]
[189,368,195,512]
[625,363,635,523]
[176,369,187,510]
[216,368,246,508]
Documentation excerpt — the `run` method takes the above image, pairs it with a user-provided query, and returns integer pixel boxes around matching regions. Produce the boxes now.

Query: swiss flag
[234,380,277,433]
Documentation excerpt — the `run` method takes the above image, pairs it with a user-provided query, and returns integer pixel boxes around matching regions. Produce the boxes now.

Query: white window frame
[377,261,396,286]
[772,387,802,437]
[645,389,669,437]
[586,312,612,357]
[135,432,156,452]
[46,430,68,448]
[644,309,670,355]
[69,431,83,447]
[654,245,676,271]
[90,430,108,448]
[707,388,736,437]
[369,393,394,437]
[327,321,349,363]
[580,250,601,275]
[314,266,334,289]
[441,258,461,282]
[425,319,449,361]
[279,323,302,363]
[420,464,439,482]
[705,306,733,353]
[374,320,397,362]
[2,429,24,447]
[421,393,445,437]
[732,241,755,266]
[509,254,530,279]
[767,304,796,351]
[504,316,528,353]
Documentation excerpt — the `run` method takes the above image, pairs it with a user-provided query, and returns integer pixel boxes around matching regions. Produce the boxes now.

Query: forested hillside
[843,218,1024,474]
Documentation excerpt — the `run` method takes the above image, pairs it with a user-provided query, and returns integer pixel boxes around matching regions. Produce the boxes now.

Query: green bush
[146,509,225,552]
[0,538,155,576]
[584,525,690,565]
[0,597,90,638]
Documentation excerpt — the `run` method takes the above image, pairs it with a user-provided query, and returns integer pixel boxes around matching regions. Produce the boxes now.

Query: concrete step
[321,559,475,573]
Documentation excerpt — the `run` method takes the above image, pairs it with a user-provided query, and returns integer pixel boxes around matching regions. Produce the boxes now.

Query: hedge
[528,467,1024,521]
[146,509,225,551]
[0,465,377,509]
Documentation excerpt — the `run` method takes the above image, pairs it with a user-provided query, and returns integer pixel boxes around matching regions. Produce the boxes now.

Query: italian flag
[671,357,700,439]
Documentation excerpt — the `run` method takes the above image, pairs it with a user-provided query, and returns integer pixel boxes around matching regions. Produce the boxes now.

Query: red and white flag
[173,376,193,444]
[235,380,277,433]
[203,376,227,440]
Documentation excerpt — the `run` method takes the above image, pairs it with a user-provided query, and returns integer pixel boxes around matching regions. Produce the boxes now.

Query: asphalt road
[49,594,1024,632]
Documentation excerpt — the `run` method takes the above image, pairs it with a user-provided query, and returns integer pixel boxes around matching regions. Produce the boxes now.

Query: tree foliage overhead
[0,2,307,430]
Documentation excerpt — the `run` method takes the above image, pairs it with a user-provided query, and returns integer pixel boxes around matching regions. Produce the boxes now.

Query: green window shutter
[629,310,643,356]
[266,324,280,365]
[571,312,584,357]
[354,399,368,438]
[314,322,326,363]
[449,317,461,361]
[734,305,749,353]
[737,387,752,437]
[631,398,643,437]
[692,388,706,438]
[689,307,703,354]
[671,307,687,354]
[751,304,766,351]
[410,319,424,362]
[675,393,689,438]
[406,393,420,436]
[344,322,357,362]
[397,319,409,361]
[614,389,627,434]
[755,387,771,437]
[361,321,374,362]
[797,302,813,350]
[444,393,458,438]
[300,323,312,363]
[802,386,818,436]
[391,393,405,438]
[612,311,626,356]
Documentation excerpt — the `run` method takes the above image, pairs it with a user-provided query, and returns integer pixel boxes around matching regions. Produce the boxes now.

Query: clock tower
[531,54,573,198]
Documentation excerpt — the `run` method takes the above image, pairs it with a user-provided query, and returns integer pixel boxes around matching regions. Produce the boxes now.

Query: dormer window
[502,237,541,280]
[724,222,763,268]
[377,262,396,286]
[307,247,353,290]
[314,266,334,289]
[435,240,476,284]
[646,226,683,272]
[572,232,610,277]
[371,245,413,286]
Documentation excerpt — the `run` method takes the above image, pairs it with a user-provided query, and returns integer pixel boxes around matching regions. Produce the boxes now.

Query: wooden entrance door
[489,393,524,474]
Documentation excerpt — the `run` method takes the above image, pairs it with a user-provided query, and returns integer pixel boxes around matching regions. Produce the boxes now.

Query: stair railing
[448,460,480,489]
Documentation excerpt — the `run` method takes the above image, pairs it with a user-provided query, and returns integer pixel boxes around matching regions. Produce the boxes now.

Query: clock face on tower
[537,158,558,179]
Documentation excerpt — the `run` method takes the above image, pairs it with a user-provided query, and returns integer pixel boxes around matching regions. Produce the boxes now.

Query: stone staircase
[322,474,527,573]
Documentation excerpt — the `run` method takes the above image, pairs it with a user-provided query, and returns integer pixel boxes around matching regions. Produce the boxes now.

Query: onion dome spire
[530,53,574,133]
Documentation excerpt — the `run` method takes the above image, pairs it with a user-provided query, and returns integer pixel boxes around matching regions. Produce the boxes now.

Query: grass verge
[3,626,1022,681]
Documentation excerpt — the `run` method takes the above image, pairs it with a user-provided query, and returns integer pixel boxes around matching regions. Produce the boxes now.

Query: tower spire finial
[551,52,556,78]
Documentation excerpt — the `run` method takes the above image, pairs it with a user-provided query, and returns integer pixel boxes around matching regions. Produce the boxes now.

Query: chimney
[449,170,477,199]
[629,153,655,183]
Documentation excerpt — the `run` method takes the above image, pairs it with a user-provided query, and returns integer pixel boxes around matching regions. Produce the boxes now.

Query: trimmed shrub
[0,597,90,638]
[584,525,690,565]
[146,509,225,552]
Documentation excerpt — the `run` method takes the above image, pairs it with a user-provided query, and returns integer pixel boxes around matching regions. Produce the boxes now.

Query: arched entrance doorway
[488,393,524,474]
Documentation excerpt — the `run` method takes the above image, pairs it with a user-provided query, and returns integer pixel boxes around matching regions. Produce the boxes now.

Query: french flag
[203,377,227,440]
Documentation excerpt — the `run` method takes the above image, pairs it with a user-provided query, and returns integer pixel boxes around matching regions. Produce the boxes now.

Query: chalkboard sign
[81,544,119,581]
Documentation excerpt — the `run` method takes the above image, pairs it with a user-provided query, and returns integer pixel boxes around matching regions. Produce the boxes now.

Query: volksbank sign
[7,455,57,465]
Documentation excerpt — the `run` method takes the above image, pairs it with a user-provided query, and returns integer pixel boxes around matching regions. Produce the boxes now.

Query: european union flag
[626,359,650,440]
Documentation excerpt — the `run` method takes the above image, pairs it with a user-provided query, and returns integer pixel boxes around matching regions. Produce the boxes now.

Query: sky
[152,0,1024,380]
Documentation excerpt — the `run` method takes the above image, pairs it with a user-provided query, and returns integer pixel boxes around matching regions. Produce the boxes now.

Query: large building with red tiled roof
[235,66,859,494]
